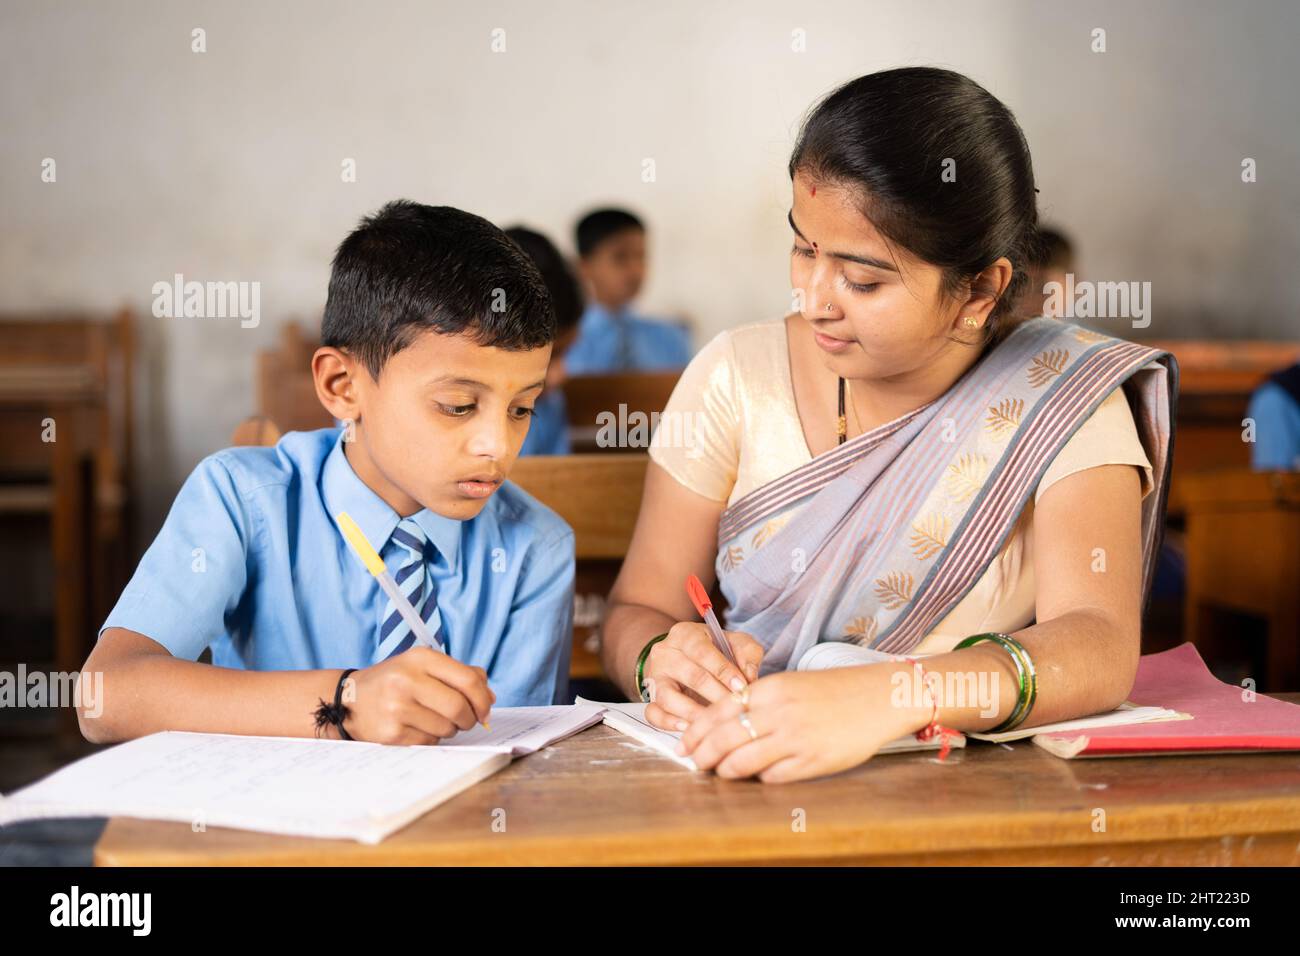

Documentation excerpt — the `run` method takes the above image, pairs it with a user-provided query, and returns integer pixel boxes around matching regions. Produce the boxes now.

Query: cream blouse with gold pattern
[648,320,1154,654]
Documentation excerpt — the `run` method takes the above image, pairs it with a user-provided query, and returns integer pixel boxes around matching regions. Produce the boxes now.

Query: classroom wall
[2,0,1298,536]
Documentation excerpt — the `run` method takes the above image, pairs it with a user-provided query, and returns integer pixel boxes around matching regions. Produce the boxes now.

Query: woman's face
[788,169,975,382]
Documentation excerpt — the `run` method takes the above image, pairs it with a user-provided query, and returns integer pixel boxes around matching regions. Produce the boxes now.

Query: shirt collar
[320,430,462,568]
[581,302,629,330]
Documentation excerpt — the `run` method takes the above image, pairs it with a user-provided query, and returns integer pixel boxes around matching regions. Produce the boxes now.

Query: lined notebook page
[440,704,606,754]
[0,731,509,844]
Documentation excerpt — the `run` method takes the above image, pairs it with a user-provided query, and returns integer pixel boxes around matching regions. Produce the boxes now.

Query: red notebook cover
[1034,643,1300,757]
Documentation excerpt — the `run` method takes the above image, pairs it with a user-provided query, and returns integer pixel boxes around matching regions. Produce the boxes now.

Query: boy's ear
[312,346,364,423]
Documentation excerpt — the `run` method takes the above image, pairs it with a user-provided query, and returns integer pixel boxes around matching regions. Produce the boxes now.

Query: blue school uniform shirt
[101,428,575,705]
[518,388,571,456]
[563,303,692,374]
[1248,381,1300,470]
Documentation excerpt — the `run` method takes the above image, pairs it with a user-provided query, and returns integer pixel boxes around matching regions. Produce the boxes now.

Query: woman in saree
[599,66,1177,783]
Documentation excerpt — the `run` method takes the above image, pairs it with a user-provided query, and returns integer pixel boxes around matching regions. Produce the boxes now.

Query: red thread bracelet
[904,657,960,761]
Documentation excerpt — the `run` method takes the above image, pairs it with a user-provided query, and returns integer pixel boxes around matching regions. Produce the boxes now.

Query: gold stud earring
[963,316,979,328]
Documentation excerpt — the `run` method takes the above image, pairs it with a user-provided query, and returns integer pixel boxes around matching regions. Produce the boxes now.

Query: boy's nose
[466,414,511,460]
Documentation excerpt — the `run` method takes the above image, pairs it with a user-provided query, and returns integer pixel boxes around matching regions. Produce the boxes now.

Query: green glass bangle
[996,636,1039,730]
[954,632,1038,733]
[635,632,670,703]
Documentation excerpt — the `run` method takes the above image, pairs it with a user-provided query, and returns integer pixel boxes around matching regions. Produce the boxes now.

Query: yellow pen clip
[336,511,491,731]
[337,512,386,577]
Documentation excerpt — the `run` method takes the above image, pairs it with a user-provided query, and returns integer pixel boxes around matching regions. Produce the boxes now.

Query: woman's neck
[845,340,983,432]
[785,313,985,454]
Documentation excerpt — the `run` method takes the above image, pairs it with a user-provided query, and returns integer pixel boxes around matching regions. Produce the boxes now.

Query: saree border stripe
[876,341,1160,652]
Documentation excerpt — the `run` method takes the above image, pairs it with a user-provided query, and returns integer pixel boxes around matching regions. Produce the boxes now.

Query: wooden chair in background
[1181,468,1300,692]
[257,321,332,433]
[562,372,680,453]
[1145,339,1300,516]
[507,454,648,682]
[0,308,135,737]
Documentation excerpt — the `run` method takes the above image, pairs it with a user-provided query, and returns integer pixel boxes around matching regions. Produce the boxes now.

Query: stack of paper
[0,704,605,844]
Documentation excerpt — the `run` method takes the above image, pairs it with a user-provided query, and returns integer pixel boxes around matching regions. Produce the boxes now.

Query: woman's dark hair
[789,67,1041,346]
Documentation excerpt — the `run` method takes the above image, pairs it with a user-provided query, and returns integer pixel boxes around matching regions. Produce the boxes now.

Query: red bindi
[812,240,819,252]
[810,185,817,197]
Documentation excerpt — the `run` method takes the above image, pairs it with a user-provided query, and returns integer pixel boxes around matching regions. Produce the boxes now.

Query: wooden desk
[95,700,1300,866]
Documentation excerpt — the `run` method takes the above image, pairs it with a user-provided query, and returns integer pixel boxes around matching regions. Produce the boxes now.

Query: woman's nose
[799,265,837,319]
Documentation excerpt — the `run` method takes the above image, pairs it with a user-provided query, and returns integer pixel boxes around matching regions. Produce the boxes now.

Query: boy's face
[579,228,646,309]
[318,329,551,521]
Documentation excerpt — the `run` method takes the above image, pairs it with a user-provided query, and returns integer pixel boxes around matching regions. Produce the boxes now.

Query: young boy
[504,225,583,456]
[563,208,692,374]
[80,201,575,746]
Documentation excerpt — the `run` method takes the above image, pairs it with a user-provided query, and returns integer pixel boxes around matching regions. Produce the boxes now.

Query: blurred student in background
[563,208,693,374]
[1247,361,1300,469]
[1023,226,1074,318]
[506,226,584,456]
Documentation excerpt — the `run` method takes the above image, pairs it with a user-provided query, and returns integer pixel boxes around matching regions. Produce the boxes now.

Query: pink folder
[1034,642,1300,758]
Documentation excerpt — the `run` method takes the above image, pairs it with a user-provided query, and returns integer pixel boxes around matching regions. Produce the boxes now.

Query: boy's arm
[83,454,492,743]
[79,629,349,743]
[79,630,493,744]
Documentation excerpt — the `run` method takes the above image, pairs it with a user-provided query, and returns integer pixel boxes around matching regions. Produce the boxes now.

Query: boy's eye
[511,406,536,420]
[440,403,475,417]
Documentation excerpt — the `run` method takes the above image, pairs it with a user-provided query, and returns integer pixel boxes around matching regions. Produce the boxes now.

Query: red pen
[686,574,746,682]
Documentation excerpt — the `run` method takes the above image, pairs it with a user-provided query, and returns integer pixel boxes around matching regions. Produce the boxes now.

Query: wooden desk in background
[0,366,103,739]
[95,697,1300,866]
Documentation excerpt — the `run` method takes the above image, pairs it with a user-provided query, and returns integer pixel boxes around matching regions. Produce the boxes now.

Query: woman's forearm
[600,600,681,700]
[883,608,1140,736]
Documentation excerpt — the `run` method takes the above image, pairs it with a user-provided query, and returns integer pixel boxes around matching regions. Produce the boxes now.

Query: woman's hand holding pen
[341,646,495,745]
[643,622,764,731]
[675,665,920,783]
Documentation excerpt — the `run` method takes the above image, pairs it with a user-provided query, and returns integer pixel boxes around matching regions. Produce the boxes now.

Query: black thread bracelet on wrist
[314,668,357,740]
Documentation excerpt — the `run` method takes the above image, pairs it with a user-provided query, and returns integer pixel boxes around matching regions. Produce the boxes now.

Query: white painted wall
[2,0,1296,533]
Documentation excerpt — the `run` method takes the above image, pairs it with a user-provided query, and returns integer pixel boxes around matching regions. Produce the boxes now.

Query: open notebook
[0,704,604,844]
[577,685,967,766]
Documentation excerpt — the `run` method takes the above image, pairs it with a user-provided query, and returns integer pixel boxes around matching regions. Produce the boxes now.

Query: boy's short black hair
[575,207,644,258]
[323,200,555,378]
[504,226,584,334]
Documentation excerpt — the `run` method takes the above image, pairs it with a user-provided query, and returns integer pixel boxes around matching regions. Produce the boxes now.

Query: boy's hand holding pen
[640,574,765,733]
[335,512,493,743]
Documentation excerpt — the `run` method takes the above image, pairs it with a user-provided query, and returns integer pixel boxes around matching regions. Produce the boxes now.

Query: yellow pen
[336,512,491,730]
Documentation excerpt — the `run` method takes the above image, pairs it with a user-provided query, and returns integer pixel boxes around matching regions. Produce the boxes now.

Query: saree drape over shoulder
[661,318,1176,675]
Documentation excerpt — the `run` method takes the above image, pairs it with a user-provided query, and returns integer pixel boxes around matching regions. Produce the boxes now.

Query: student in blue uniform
[505,226,583,456]
[1247,363,1300,469]
[80,201,576,746]
[563,208,693,374]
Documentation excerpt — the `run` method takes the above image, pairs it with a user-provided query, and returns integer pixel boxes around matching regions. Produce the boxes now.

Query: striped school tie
[373,518,445,662]
[615,313,633,371]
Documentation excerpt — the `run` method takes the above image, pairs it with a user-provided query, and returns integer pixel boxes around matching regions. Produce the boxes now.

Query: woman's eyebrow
[787,209,899,273]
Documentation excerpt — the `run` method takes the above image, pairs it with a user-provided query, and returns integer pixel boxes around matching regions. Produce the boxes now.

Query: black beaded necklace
[836,376,847,445]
